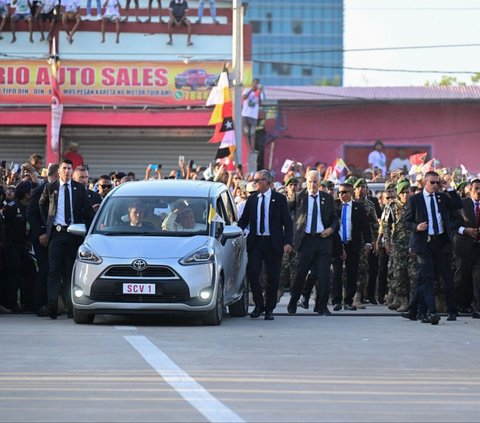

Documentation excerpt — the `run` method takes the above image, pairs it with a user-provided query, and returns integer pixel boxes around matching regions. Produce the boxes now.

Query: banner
[0,60,252,106]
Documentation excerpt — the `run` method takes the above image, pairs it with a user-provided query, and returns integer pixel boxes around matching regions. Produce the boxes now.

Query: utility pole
[232,0,244,167]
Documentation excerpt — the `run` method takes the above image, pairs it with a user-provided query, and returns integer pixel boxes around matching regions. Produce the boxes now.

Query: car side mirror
[222,224,243,240]
[68,223,87,236]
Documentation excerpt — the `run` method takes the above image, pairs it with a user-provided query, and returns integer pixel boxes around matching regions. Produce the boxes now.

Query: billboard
[0,60,252,106]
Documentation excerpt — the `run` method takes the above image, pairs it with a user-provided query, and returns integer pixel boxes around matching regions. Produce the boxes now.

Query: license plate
[122,283,156,295]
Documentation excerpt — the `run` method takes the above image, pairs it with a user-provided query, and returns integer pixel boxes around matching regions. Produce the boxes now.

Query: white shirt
[104,0,119,15]
[54,180,73,226]
[389,157,411,172]
[14,0,30,13]
[63,0,79,13]
[256,189,271,236]
[422,189,444,235]
[242,88,264,119]
[305,193,325,234]
[459,198,480,234]
[368,150,387,176]
[339,200,353,242]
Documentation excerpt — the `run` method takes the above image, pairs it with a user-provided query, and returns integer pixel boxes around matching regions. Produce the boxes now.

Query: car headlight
[77,244,103,264]
[179,246,214,265]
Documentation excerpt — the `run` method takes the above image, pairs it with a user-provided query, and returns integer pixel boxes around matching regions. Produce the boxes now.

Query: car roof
[110,179,227,198]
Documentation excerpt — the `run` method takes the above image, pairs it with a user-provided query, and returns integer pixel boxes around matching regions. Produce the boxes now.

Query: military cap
[396,180,411,195]
[456,181,469,191]
[353,178,367,189]
[285,176,299,187]
[320,180,334,189]
[345,176,358,186]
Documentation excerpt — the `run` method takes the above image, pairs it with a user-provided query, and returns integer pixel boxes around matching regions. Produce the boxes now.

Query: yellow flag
[208,205,225,224]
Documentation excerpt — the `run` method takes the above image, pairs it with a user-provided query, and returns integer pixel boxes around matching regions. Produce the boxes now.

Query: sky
[343,0,480,86]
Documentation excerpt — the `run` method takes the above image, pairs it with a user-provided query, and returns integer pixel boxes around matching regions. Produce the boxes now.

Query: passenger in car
[162,206,206,232]
[122,201,155,229]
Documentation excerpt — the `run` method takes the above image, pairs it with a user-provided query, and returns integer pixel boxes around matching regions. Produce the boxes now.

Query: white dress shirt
[54,180,73,226]
[423,189,444,235]
[305,193,325,234]
[256,189,271,236]
[459,198,479,234]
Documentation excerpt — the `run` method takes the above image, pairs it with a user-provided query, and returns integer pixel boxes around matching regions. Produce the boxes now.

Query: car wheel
[228,279,249,317]
[73,307,95,324]
[202,279,223,326]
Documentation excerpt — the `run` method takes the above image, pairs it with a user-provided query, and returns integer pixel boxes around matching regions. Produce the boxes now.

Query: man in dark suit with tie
[287,170,338,315]
[331,183,372,311]
[39,159,94,319]
[453,178,480,318]
[402,171,462,324]
[238,169,293,320]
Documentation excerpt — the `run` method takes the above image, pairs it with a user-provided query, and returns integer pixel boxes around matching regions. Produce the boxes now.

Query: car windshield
[92,196,209,236]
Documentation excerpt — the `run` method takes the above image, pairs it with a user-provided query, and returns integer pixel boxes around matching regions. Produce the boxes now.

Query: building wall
[264,102,480,177]
[245,0,343,85]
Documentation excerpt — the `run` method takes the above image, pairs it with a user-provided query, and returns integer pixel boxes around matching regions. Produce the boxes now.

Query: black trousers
[47,230,80,313]
[246,237,282,313]
[290,235,332,310]
[331,243,360,306]
[32,238,49,310]
[4,244,31,309]
[455,244,480,312]
[413,234,456,314]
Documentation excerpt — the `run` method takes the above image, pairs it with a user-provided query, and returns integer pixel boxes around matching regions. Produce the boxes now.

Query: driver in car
[162,203,206,232]
[123,201,155,229]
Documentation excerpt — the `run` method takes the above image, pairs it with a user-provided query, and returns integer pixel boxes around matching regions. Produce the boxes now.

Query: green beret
[353,178,366,189]
[285,176,299,187]
[320,180,334,189]
[345,176,358,185]
[396,180,411,195]
[457,181,468,191]
[385,181,396,190]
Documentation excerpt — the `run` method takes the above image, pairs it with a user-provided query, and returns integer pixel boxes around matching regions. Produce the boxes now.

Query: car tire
[202,279,223,326]
[72,307,95,324]
[228,280,249,317]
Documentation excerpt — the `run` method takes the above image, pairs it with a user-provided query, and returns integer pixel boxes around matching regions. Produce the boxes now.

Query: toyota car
[68,180,248,325]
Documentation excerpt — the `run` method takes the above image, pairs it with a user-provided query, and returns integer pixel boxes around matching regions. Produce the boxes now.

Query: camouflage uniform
[355,197,379,299]
[383,199,416,301]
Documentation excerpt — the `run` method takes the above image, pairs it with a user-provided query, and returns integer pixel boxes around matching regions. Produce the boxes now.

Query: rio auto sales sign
[0,60,251,106]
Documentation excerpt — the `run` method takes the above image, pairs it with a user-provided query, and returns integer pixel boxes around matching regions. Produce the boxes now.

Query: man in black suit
[402,171,462,324]
[26,163,59,316]
[73,166,103,212]
[331,183,372,311]
[453,178,480,318]
[287,170,338,315]
[238,169,293,320]
[39,159,94,319]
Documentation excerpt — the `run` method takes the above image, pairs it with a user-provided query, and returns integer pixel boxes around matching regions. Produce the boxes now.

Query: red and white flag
[49,40,63,153]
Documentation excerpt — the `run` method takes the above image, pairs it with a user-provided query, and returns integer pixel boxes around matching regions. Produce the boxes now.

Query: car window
[221,190,237,224]
[92,196,208,236]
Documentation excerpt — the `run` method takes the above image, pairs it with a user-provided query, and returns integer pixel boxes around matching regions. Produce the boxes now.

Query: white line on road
[114,326,138,331]
[124,335,245,423]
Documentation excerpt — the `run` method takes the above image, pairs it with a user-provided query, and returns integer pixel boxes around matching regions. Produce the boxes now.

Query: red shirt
[64,152,84,170]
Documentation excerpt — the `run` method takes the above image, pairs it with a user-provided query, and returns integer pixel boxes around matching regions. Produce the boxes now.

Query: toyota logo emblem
[132,259,148,271]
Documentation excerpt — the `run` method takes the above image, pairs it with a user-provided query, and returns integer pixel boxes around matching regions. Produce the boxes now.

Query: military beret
[285,176,299,187]
[396,180,411,195]
[456,181,469,191]
[385,181,397,190]
[320,180,334,189]
[345,176,358,185]
[353,178,366,189]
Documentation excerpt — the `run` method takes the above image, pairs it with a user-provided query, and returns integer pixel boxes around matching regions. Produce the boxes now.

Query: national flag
[409,152,427,166]
[208,205,225,224]
[409,164,422,176]
[422,159,435,174]
[48,39,63,153]
[331,158,349,182]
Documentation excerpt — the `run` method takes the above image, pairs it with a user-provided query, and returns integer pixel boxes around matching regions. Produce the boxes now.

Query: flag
[330,158,349,182]
[422,159,435,174]
[409,164,422,176]
[460,164,469,176]
[208,205,225,224]
[409,152,427,166]
[48,40,63,153]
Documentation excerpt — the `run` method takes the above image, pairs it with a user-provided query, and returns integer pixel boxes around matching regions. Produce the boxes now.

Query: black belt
[305,233,323,238]
[54,225,69,232]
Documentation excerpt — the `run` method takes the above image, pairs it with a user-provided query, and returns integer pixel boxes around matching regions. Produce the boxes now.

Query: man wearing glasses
[97,175,114,200]
[238,170,293,320]
[403,171,462,324]
[287,170,338,315]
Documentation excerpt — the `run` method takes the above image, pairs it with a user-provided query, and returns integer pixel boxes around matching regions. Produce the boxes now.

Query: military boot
[385,291,394,306]
[353,292,366,309]
[396,297,410,313]
[388,296,401,310]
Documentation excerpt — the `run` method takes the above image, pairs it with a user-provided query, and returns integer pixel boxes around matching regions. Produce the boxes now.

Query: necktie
[341,203,348,243]
[429,194,439,235]
[64,183,72,225]
[259,194,265,235]
[310,195,318,234]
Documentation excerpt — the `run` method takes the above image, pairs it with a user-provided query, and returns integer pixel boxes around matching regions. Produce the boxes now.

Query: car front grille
[103,266,177,279]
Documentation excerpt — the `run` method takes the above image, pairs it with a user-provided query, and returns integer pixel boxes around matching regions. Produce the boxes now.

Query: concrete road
[1,303,480,422]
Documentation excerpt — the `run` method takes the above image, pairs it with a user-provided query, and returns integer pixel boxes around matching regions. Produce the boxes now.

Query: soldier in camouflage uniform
[383,179,416,312]
[278,176,299,302]
[352,178,379,308]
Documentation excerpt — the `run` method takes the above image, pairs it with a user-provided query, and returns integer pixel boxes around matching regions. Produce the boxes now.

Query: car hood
[84,234,211,259]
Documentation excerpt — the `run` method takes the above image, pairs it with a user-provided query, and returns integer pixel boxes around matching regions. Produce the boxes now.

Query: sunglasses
[429,180,441,185]
[253,178,266,183]
[386,196,395,200]
[338,191,351,195]
[99,184,112,189]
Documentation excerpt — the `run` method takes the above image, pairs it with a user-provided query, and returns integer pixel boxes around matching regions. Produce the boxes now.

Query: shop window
[292,20,303,34]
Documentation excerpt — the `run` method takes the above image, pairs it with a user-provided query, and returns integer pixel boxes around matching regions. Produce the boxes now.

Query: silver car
[68,180,248,325]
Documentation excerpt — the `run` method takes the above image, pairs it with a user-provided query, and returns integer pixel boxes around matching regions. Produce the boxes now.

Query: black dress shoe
[400,312,417,321]
[344,304,357,311]
[297,296,309,309]
[250,307,264,319]
[447,312,457,321]
[421,313,440,325]
[287,303,297,314]
[264,312,274,320]
[323,307,332,316]
[472,312,480,319]
[367,296,378,305]
[333,304,342,311]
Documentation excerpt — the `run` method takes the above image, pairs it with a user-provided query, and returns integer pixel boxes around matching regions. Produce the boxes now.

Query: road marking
[114,326,138,331]
[124,335,244,423]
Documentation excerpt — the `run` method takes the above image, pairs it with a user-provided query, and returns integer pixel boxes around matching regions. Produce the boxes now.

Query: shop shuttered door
[0,127,46,167]
[62,127,219,180]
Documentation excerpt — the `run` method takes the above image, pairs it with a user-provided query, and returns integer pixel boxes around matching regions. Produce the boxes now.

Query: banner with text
[0,60,252,106]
